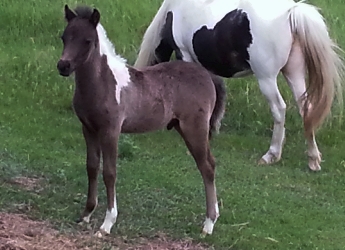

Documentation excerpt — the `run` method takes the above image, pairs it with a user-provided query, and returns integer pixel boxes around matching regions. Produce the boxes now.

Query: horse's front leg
[79,125,101,224]
[96,128,120,237]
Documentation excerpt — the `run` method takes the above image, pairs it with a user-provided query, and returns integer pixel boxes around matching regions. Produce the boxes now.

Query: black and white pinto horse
[135,0,344,171]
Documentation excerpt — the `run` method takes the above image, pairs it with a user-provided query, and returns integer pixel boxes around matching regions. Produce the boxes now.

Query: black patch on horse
[192,9,253,77]
[154,11,182,63]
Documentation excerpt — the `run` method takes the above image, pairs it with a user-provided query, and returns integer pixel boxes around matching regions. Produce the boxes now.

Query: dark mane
[74,5,94,19]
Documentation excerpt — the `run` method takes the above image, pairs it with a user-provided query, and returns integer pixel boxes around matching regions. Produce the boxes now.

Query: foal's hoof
[76,215,91,224]
[94,230,109,238]
[201,218,215,236]
[76,218,83,224]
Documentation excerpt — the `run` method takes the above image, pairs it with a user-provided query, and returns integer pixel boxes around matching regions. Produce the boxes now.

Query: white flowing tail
[289,2,344,134]
[134,1,172,68]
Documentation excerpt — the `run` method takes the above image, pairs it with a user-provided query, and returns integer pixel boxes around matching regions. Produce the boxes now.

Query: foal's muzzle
[57,60,73,77]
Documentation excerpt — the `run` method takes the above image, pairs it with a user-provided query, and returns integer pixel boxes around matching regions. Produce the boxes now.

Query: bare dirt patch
[0,213,209,250]
[7,176,43,193]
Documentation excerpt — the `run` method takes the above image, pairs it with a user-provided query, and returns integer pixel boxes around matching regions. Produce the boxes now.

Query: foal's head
[57,5,100,76]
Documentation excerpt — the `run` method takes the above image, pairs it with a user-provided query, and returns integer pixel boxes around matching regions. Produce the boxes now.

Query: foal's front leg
[79,126,101,224]
[97,129,120,237]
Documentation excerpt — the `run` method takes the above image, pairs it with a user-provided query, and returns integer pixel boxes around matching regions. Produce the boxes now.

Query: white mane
[96,23,130,104]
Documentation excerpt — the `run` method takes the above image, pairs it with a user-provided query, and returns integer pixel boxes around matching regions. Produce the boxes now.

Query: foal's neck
[73,49,109,102]
[75,50,102,80]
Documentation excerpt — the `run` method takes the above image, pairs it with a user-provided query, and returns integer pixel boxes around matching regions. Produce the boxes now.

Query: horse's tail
[209,74,226,139]
[134,1,171,68]
[289,2,344,134]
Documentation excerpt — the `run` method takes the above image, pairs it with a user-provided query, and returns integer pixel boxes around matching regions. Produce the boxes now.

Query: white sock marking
[96,24,130,104]
[215,202,219,218]
[100,195,118,234]
[203,218,215,235]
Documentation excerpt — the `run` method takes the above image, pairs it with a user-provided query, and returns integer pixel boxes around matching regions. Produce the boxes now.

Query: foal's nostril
[57,60,72,76]
[57,60,70,70]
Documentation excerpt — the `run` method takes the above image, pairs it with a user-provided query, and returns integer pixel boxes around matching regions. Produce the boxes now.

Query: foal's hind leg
[257,76,287,164]
[175,121,219,235]
[282,41,321,171]
[79,126,101,223]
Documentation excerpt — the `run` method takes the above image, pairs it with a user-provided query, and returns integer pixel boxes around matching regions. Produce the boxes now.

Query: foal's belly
[121,115,169,134]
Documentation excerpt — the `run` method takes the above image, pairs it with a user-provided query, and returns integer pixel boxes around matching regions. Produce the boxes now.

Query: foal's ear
[64,5,76,22]
[89,9,100,27]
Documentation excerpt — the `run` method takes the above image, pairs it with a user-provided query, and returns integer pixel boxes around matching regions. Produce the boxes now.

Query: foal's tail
[289,2,344,134]
[209,74,227,138]
[134,1,171,68]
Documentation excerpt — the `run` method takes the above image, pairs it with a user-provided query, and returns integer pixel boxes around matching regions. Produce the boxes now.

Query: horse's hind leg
[79,126,101,224]
[282,40,321,171]
[154,39,174,64]
[175,121,219,235]
[257,76,287,164]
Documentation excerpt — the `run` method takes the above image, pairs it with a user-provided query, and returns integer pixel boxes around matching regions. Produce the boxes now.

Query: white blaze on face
[96,24,130,104]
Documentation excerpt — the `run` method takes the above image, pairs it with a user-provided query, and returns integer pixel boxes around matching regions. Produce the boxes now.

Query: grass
[1,0,345,249]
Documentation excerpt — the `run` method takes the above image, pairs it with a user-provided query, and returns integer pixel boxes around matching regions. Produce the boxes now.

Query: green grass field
[1,0,345,249]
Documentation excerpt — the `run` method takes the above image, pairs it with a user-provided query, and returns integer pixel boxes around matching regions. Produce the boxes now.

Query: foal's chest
[72,92,116,132]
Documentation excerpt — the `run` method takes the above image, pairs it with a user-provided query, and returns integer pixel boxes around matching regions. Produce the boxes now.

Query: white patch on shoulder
[96,24,130,104]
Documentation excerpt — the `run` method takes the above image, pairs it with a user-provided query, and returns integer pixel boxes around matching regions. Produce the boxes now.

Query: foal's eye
[85,39,92,45]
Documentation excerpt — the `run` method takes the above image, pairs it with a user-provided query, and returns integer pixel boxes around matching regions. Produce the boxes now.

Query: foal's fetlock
[201,217,217,236]
[80,199,98,223]
[76,214,91,225]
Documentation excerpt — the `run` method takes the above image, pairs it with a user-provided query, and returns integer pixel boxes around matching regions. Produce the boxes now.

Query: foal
[57,5,226,236]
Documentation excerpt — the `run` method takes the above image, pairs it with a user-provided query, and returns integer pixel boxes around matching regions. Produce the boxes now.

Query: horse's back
[163,0,295,77]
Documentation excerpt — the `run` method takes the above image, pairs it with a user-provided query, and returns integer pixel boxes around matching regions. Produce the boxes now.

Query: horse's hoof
[308,162,321,171]
[258,152,281,165]
[308,153,322,171]
[258,158,268,165]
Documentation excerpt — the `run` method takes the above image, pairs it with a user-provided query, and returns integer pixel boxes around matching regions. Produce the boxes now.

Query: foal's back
[121,61,216,133]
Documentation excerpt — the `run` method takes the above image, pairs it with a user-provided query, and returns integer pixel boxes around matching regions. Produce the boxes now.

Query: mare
[57,5,226,236]
[134,0,344,171]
